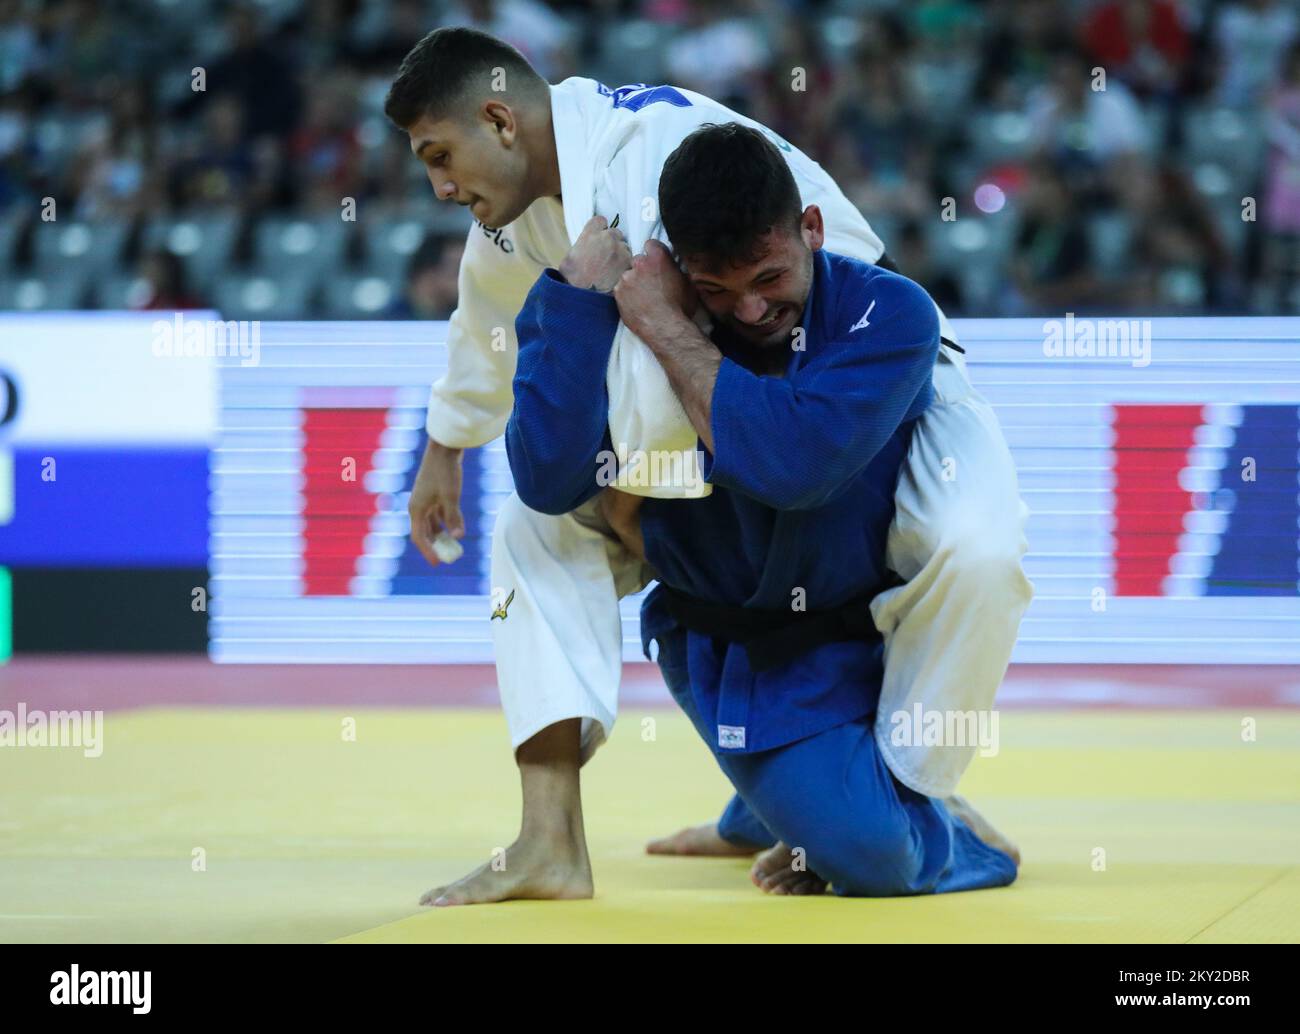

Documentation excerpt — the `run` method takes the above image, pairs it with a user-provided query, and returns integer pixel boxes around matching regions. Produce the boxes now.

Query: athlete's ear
[799,205,825,252]
[483,100,517,146]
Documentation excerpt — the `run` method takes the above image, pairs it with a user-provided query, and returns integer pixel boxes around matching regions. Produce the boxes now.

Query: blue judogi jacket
[506,248,940,754]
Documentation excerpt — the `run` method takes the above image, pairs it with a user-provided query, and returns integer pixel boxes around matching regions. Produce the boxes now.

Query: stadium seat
[142,213,240,294]
[925,215,994,275]
[93,275,154,310]
[0,273,89,310]
[319,275,397,319]
[1087,211,1135,279]
[211,273,317,321]
[1211,196,1251,261]
[364,216,430,283]
[591,20,676,87]
[0,208,24,275]
[253,215,351,280]
[1181,105,1265,181]
[965,110,1036,167]
[31,219,130,279]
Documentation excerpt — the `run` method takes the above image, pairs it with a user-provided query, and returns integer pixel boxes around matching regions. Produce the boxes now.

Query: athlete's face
[680,205,824,349]
[407,103,533,229]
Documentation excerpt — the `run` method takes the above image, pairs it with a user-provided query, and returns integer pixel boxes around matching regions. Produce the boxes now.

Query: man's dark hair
[384,27,547,129]
[658,123,803,270]
[406,231,456,281]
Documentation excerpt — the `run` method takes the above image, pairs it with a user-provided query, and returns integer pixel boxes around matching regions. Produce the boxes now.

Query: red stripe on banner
[301,408,389,595]
[1112,404,1204,595]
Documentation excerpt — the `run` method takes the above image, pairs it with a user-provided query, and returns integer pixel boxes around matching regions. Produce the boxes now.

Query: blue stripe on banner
[1207,405,1300,596]
[389,436,488,596]
[0,448,209,567]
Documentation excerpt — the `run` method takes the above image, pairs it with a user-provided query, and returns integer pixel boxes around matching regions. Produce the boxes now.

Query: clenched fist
[559,215,633,293]
[612,240,697,341]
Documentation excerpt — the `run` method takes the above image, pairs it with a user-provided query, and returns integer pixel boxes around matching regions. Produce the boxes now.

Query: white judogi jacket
[426,77,956,496]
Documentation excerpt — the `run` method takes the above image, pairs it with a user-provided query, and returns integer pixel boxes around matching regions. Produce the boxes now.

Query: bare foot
[749,841,828,896]
[645,822,759,857]
[419,830,593,907]
[944,794,1021,866]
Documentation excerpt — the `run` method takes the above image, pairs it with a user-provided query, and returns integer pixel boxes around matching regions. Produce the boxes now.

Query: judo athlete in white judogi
[382,28,1032,905]
[506,123,1019,896]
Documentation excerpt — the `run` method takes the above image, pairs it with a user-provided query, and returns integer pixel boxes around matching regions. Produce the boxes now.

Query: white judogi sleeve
[424,211,565,448]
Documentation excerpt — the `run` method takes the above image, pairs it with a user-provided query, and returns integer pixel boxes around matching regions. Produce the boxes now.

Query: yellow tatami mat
[1,708,1297,943]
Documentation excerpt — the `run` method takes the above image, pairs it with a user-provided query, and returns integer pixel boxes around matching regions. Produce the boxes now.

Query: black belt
[661,586,879,672]
[876,250,965,355]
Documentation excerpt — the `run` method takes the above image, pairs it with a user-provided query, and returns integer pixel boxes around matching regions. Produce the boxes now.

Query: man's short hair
[384,27,547,129]
[658,123,803,270]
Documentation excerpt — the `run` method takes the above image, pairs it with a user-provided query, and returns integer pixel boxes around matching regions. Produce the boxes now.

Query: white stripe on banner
[0,311,219,444]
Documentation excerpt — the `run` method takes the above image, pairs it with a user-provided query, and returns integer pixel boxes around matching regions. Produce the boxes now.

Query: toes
[750,842,788,882]
[760,870,799,893]
[419,885,448,907]
[758,862,806,894]
[429,875,494,907]
[646,828,693,855]
[790,879,827,896]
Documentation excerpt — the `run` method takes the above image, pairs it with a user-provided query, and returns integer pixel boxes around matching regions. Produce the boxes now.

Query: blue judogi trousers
[655,627,1019,897]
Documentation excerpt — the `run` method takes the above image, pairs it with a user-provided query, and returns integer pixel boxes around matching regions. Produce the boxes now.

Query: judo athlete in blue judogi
[504,123,1019,897]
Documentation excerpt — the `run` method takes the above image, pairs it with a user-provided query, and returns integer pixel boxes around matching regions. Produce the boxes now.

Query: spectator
[288,73,362,211]
[748,14,835,156]
[0,0,1287,318]
[172,96,258,208]
[1083,0,1191,100]
[0,0,42,92]
[891,218,964,316]
[663,0,768,109]
[1213,0,1299,109]
[385,232,464,319]
[971,0,1072,112]
[74,80,153,219]
[1262,41,1300,310]
[207,4,302,142]
[352,0,428,74]
[1006,157,1100,313]
[133,249,206,311]
[444,0,576,82]
[1027,46,1153,171]
[1118,159,1238,312]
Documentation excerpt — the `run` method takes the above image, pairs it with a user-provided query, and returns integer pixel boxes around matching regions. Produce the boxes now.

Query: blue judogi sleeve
[505,269,619,515]
[702,271,940,510]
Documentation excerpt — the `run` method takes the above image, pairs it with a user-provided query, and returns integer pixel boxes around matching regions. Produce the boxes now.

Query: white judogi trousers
[490,349,1034,798]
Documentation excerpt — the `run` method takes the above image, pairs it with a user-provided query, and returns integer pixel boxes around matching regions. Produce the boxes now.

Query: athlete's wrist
[637,307,699,354]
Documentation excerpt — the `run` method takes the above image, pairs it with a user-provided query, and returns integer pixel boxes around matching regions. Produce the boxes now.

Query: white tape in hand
[432,532,463,564]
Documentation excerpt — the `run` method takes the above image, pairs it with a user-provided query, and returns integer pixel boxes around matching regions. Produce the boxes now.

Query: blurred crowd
[0,0,1298,318]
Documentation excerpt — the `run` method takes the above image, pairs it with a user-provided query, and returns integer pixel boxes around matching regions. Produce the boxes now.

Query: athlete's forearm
[638,311,722,453]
